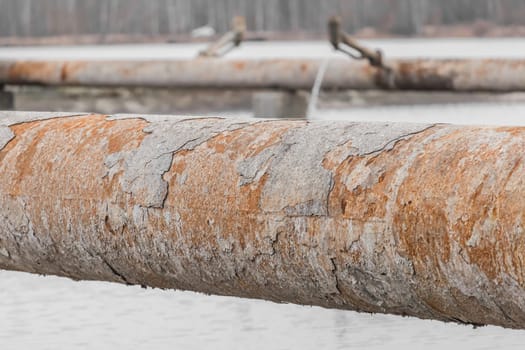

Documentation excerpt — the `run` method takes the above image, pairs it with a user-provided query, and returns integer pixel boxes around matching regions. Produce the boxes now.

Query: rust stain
[394,60,455,90]
[168,149,191,174]
[0,114,147,198]
[324,136,415,221]
[300,63,308,72]
[240,172,269,212]
[164,122,295,214]
[60,64,68,82]
[394,127,525,283]
[321,125,525,323]
[8,61,61,83]
[208,132,236,155]
[233,61,246,70]
[104,121,146,153]
[60,62,88,82]
[0,114,152,287]
[330,155,391,220]
[160,122,301,292]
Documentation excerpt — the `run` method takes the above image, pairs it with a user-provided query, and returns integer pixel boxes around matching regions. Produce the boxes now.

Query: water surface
[1,38,525,61]
[1,270,524,350]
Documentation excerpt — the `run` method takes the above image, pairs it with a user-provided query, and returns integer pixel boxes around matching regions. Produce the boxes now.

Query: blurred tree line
[0,0,524,39]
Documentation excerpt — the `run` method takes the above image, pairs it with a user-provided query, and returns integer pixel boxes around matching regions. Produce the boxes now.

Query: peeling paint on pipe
[0,112,525,328]
[1,58,525,91]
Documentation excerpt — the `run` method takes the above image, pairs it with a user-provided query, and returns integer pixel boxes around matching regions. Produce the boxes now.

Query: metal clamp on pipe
[328,16,384,67]
[199,16,246,58]
[328,16,395,88]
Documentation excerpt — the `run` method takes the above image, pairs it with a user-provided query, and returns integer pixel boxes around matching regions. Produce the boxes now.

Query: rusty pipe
[1,58,525,91]
[0,112,525,328]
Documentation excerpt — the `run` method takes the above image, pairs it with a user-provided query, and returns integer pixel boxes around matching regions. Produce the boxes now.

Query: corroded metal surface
[0,112,525,328]
[1,58,525,91]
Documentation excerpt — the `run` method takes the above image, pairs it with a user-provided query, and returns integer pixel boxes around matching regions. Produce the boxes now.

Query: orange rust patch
[161,121,300,256]
[8,61,61,83]
[102,170,124,199]
[164,122,297,213]
[326,150,397,220]
[322,140,354,169]
[240,173,269,212]
[494,126,525,137]
[322,128,437,270]
[0,113,151,279]
[208,133,237,155]
[104,120,146,154]
[60,64,68,81]
[233,61,246,70]
[394,127,525,283]
[394,60,455,89]
[60,62,88,82]
[0,114,148,199]
[168,150,191,174]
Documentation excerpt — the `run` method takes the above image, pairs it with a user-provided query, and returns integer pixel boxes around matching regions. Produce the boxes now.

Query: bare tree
[1,0,525,42]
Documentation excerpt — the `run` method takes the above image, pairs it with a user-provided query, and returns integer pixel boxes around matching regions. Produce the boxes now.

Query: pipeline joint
[328,16,395,88]
[199,16,246,58]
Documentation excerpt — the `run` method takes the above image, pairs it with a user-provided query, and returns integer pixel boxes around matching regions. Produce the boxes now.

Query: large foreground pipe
[1,58,525,91]
[0,112,525,328]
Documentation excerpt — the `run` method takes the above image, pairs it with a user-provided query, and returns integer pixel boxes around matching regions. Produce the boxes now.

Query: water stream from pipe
[306,58,330,119]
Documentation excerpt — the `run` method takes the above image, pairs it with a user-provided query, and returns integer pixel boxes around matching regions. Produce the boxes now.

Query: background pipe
[1,58,525,91]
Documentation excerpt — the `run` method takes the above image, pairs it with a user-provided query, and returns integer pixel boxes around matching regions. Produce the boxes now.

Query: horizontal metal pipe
[0,112,525,328]
[1,58,525,91]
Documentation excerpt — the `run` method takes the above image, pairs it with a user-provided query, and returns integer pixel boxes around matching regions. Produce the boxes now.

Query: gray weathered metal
[0,112,525,328]
[1,58,525,91]
[0,88,13,109]
[199,16,246,57]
